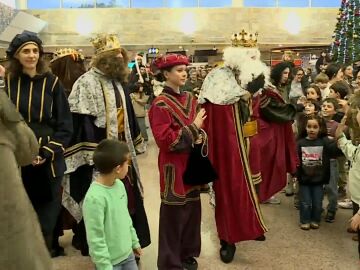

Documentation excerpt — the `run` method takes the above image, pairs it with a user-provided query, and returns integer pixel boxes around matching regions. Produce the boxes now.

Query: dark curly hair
[270,62,292,87]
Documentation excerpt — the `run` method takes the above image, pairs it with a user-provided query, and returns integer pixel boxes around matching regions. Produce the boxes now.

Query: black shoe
[80,247,89,256]
[255,235,266,241]
[182,257,198,270]
[325,211,336,223]
[219,240,236,264]
[50,246,65,258]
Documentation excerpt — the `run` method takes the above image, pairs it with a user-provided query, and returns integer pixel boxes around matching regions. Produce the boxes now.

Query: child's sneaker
[325,211,336,223]
[300,223,310,230]
[310,223,319,229]
[338,199,353,209]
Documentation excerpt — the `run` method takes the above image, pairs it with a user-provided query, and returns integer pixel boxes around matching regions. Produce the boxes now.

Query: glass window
[63,0,95,8]
[28,0,60,9]
[167,0,198,8]
[311,0,339,7]
[279,0,309,7]
[200,0,231,7]
[131,0,163,8]
[243,0,276,7]
[96,0,129,8]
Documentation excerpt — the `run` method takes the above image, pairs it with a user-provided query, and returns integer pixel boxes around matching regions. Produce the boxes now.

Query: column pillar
[232,0,244,7]
[15,0,27,9]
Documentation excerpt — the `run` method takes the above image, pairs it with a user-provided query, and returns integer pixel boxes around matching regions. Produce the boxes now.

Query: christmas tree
[330,0,360,64]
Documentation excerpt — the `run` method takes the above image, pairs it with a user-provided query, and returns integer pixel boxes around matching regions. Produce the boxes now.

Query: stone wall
[27,7,338,47]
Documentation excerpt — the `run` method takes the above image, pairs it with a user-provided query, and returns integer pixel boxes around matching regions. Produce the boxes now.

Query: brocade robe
[66,67,150,248]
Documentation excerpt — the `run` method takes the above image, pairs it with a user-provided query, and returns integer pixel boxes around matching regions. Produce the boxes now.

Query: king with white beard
[198,31,268,264]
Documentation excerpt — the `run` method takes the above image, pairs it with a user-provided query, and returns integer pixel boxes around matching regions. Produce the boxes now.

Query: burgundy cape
[202,102,267,244]
[250,90,298,202]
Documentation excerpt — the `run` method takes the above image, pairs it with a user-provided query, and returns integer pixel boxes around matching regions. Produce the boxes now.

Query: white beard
[223,47,270,88]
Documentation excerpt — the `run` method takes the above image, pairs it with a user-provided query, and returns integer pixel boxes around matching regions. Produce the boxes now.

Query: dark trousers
[32,177,62,236]
[299,184,324,224]
[352,201,360,258]
[158,200,201,270]
[22,164,62,250]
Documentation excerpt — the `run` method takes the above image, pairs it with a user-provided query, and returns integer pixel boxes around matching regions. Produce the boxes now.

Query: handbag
[183,129,218,185]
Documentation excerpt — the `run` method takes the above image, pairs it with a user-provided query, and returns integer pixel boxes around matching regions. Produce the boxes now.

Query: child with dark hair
[321,98,343,222]
[323,64,344,100]
[290,99,321,207]
[329,80,350,100]
[297,115,342,230]
[306,84,322,102]
[83,139,141,270]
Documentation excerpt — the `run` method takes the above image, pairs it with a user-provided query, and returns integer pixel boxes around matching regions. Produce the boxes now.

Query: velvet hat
[6,31,43,58]
[154,54,189,70]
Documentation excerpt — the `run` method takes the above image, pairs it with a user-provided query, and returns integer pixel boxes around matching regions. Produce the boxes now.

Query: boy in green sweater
[83,139,141,270]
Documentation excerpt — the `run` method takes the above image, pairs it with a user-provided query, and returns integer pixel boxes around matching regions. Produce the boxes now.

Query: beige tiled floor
[54,139,360,270]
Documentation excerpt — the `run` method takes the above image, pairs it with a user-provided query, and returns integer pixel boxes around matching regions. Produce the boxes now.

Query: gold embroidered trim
[49,140,65,152]
[50,77,59,113]
[64,142,98,156]
[39,77,47,122]
[161,92,192,119]
[28,81,33,122]
[16,77,21,111]
[233,103,268,232]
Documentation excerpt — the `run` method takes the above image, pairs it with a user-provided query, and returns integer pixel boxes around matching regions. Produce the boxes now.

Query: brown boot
[347,227,357,234]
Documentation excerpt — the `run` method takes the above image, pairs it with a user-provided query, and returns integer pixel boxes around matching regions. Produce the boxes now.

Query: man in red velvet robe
[198,44,268,264]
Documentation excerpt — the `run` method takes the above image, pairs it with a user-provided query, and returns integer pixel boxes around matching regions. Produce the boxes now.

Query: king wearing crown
[198,30,268,263]
[66,34,151,263]
[198,30,298,263]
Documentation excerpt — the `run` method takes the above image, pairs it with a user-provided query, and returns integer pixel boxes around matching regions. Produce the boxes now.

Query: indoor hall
[1,0,360,270]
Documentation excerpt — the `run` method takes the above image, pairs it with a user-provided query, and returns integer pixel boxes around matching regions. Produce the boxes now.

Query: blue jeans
[113,253,138,270]
[299,184,324,224]
[325,159,339,213]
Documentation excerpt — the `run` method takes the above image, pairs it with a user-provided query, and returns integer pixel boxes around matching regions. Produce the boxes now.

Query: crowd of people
[2,30,360,270]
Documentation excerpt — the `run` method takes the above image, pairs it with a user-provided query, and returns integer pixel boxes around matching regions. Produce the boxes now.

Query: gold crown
[90,34,121,55]
[231,30,258,48]
[50,48,84,63]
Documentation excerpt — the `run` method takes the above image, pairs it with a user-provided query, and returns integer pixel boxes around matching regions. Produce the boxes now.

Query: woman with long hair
[4,32,73,257]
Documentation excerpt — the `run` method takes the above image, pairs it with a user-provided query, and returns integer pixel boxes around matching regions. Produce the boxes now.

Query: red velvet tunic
[202,102,267,243]
[250,89,298,202]
[149,87,201,205]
